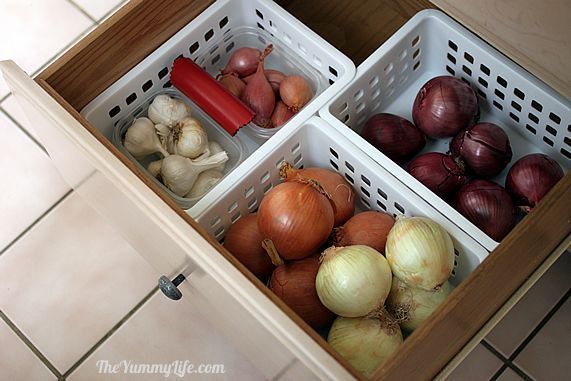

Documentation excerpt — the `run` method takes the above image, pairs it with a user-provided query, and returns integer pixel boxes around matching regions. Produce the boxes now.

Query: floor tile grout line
[0,189,73,257]
[508,287,570,362]
[66,0,98,23]
[0,107,47,154]
[482,341,533,381]
[0,310,64,379]
[62,286,159,378]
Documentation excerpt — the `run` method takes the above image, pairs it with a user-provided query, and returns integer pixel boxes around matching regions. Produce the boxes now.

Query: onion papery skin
[223,214,274,280]
[450,122,512,177]
[385,217,455,290]
[361,113,426,163]
[387,277,452,332]
[257,181,334,260]
[455,179,515,241]
[412,76,479,138]
[221,47,261,77]
[407,152,468,200]
[505,153,564,210]
[327,314,403,378]
[281,164,355,226]
[316,245,393,317]
[333,211,395,253]
[269,256,335,329]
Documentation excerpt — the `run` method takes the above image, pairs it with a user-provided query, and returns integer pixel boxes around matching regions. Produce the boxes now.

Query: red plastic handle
[170,57,254,136]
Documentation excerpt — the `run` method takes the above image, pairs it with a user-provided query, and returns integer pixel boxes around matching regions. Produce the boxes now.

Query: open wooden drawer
[1,0,570,380]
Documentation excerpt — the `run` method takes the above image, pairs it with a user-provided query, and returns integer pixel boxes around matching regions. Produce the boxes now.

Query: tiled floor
[0,1,569,381]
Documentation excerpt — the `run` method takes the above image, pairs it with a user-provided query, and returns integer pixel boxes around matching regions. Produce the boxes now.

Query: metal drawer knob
[158,274,185,300]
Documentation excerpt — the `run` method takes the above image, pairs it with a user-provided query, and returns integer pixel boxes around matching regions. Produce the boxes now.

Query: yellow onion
[385,217,454,290]
[316,245,392,317]
[387,277,452,332]
[327,312,403,377]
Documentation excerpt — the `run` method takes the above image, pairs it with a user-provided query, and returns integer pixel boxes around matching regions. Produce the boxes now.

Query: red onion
[333,211,395,253]
[244,69,286,94]
[407,152,468,199]
[223,214,274,280]
[361,113,426,163]
[221,47,262,77]
[257,181,334,260]
[270,255,335,329]
[270,100,296,128]
[280,163,355,226]
[240,45,275,128]
[506,153,564,212]
[455,179,515,241]
[279,75,313,112]
[412,76,479,138]
[218,73,246,98]
[450,122,512,177]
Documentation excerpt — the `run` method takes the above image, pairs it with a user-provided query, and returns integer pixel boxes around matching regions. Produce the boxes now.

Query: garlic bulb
[167,117,208,159]
[161,152,228,197]
[147,159,163,179]
[185,169,223,198]
[155,123,170,146]
[124,117,169,160]
[147,94,191,127]
[207,141,227,172]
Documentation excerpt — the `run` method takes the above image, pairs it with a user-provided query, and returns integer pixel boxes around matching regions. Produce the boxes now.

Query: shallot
[240,45,275,128]
[222,46,262,77]
[270,101,296,128]
[218,73,246,98]
[279,75,312,112]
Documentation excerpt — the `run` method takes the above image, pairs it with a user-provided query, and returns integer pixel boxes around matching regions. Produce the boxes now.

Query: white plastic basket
[320,10,570,251]
[196,116,488,286]
[79,0,355,212]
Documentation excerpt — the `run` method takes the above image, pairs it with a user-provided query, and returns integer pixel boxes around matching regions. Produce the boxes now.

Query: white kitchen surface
[0,1,568,380]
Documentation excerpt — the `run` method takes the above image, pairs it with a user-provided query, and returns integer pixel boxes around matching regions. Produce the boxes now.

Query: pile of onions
[280,163,355,226]
[412,76,479,138]
[333,210,394,253]
[387,277,452,332]
[385,216,455,290]
[269,255,334,329]
[455,179,515,241]
[450,122,512,177]
[506,153,564,212]
[327,313,403,377]
[316,245,392,317]
[407,152,468,200]
[361,113,425,163]
[218,44,313,128]
[223,214,274,280]
[257,181,334,260]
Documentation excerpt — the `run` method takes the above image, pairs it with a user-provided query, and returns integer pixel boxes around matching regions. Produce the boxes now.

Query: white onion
[387,277,452,332]
[328,313,403,377]
[385,217,454,290]
[316,245,392,317]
